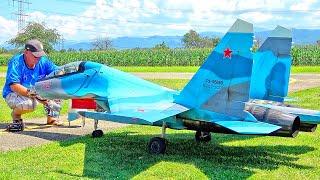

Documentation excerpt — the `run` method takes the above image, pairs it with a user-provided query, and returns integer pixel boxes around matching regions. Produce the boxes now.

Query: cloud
[0,16,17,44]
[290,0,316,10]
[1,0,320,43]
[239,12,273,23]
[28,11,90,38]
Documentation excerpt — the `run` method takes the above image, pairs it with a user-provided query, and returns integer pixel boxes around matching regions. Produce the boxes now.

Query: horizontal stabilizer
[215,120,281,134]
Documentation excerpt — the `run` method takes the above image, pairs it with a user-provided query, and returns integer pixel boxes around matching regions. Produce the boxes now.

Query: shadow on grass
[55,130,314,179]
[0,122,315,179]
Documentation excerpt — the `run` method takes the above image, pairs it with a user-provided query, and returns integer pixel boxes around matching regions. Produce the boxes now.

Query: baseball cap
[25,39,46,58]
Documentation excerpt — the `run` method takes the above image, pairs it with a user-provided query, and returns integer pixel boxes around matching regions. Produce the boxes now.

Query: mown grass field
[0,77,319,179]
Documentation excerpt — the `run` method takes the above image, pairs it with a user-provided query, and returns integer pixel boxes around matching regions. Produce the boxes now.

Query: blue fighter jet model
[35,19,320,154]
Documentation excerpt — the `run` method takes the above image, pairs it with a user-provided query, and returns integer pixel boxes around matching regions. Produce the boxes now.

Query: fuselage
[35,61,319,136]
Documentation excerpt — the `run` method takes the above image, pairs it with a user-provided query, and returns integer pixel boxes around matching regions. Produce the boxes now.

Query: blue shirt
[2,54,57,98]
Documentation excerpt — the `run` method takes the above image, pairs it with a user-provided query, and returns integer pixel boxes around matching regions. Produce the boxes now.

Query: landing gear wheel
[195,131,211,142]
[92,130,104,138]
[148,137,167,154]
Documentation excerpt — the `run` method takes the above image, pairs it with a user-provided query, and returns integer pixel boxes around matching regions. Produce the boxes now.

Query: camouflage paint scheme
[35,19,320,139]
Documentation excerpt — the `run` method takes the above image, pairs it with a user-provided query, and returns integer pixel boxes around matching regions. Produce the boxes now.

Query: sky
[0,0,319,44]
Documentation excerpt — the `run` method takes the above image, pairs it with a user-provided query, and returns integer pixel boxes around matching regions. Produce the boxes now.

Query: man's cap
[25,39,46,58]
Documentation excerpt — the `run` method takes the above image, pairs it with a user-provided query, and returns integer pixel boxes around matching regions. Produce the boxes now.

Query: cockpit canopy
[45,61,85,80]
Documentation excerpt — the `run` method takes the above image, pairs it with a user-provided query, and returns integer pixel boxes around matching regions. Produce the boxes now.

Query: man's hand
[34,95,49,105]
[26,88,37,98]
[26,88,49,105]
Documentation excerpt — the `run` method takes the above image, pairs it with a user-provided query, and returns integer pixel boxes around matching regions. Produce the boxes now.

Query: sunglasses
[25,44,38,52]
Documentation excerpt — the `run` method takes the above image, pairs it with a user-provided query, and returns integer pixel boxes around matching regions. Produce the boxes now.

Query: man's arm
[10,83,48,105]
[10,83,29,97]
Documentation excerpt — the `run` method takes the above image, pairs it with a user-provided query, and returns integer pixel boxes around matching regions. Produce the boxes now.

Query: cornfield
[291,45,320,65]
[0,46,319,66]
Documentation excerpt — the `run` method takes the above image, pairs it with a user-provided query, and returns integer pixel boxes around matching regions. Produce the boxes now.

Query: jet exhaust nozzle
[300,123,317,132]
[246,105,300,138]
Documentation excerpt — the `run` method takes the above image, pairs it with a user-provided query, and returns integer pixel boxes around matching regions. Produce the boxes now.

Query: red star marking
[224,48,232,59]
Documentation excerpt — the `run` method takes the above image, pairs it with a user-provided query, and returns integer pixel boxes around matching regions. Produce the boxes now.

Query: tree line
[3,22,221,53]
[3,22,320,54]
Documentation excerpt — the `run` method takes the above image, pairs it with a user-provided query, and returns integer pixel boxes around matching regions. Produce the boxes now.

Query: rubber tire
[92,130,104,138]
[195,131,211,142]
[148,137,167,154]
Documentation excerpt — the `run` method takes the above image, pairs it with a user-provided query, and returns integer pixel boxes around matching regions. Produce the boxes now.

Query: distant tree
[9,22,61,53]
[59,49,66,53]
[182,30,220,48]
[252,38,262,52]
[183,30,201,48]
[67,48,76,52]
[317,40,320,46]
[201,37,220,48]
[0,47,8,54]
[153,41,170,50]
[92,36,112,50]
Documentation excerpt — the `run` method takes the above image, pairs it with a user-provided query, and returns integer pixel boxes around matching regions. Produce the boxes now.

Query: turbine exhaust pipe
[300,123,317,132]
[246,104,300,138]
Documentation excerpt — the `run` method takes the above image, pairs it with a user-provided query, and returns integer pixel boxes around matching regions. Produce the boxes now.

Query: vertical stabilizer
[176,19,254,118]
[250,26,292,102]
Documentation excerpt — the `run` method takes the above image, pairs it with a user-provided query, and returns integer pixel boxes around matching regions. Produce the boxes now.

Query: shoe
[47,119,63,126]
[7,119,24,132]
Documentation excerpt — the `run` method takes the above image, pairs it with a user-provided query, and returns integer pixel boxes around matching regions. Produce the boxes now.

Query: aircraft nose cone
[35,80,54,98]
[35,78,66,99]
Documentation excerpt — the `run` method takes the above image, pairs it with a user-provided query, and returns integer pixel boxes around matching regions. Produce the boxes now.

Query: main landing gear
[195,130,211,142]
[92,119,104,138]
[148,122,167,154]
[148,124,212,154]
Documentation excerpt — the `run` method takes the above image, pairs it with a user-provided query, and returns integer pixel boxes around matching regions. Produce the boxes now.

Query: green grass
[0,66,6,73]
[0,79,320,179]
[291,66,320,73]
[0,120,319,179]
[289,88,320,109]
[150,79,189,90]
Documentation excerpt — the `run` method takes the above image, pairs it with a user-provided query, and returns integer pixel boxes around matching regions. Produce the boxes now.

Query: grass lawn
[0,78,320,179]
[1,66,320,73]
[291,66,320,73]
[0,66,7,73]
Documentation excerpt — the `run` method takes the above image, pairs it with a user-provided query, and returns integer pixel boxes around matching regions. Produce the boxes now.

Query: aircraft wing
[214,120,281,134]
[77,101,190,125]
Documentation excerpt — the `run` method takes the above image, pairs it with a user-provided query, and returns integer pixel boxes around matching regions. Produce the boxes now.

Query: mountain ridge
[1,29,319,50]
